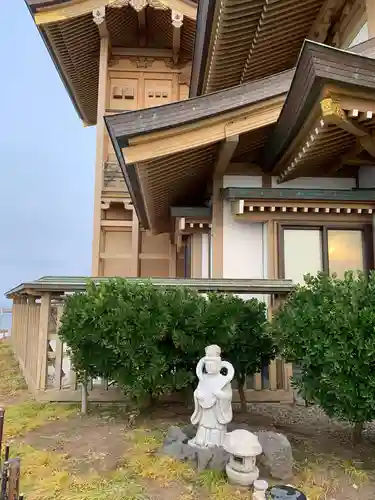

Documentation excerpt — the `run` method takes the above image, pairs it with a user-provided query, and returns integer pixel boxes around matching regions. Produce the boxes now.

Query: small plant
[270,271,375,441]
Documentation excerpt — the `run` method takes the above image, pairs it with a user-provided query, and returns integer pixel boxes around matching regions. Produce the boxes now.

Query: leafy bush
[200,293,275,411]
[59,278,274,409]
[269,271,375,439]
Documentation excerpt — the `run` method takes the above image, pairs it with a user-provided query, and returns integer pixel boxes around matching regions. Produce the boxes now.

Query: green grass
[0,341,27,397]
[4,401,77,439]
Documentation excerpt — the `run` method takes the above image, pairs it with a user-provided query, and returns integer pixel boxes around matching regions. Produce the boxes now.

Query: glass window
[328,230,364,278]
[284,229,323,285]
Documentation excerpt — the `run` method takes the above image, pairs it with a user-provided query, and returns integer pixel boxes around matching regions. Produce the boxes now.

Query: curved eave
[27,0,197,24]
[263,40,375,176]
[25,1,90,124]
[105,70,292,233]
[190,0,367,97]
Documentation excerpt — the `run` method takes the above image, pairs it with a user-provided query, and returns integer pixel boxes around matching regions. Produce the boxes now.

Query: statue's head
[204,344,222,374]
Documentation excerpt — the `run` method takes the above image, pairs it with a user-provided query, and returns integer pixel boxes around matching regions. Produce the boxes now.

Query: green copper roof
[6,276,294,297]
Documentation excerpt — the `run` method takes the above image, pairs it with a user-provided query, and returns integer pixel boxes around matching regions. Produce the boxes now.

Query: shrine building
[5,0,375,402]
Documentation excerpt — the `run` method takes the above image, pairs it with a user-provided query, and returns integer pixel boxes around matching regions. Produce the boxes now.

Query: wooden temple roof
[189,0,366,96]
[25,0,367,123]
[106,40,375,234]
[25,0,198,124]
[105,69,292,232]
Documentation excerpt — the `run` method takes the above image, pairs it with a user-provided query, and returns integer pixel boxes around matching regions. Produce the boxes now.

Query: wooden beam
[308,0,346,42]
[231,200,244,215]
[211,177,224,278]
[131,210,141,277]
[36,293,51,391]
[91,34,110,275]
[366,0,375,38]
[214,135,239,177]
[172,10,183,64]
[92,7,108,37]
[137,7,147,48]
[320,97,375,158]
[360,135,375,157]
[326,142,364,175]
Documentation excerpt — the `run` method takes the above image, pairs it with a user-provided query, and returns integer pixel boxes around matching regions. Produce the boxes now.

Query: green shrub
[269,271,375,439]
[59,279,274,409]
[203,293,275,411]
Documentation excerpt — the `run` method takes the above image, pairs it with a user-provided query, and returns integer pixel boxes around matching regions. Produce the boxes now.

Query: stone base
[158,425,229,472]
[226,464,259,487]
[159,425,294,480]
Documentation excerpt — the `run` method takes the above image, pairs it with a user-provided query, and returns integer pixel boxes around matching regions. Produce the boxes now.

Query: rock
[255,431,293,480]
[164,425,188,445]
[159,425,229,472]
[206,447,230,472]
[181,424,196,440]
[159,441,185,459]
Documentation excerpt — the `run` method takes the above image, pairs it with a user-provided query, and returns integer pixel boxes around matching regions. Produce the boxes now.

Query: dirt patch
[22,413,130,474]
[17,402,375,499]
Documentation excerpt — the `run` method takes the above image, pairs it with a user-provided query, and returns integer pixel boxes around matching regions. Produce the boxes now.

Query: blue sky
[0,2,96,307]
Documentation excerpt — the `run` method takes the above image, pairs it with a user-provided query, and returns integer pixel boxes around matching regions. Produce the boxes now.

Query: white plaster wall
[358,167,375,188]
[271,177,356,189]
[223,175,262,188]
[223,199,268,303]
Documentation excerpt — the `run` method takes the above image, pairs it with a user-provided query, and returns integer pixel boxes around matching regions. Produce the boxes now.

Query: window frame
[278,223,373,279]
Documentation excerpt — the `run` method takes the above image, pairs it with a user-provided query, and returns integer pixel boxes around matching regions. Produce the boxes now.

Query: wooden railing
[7,277,295,404]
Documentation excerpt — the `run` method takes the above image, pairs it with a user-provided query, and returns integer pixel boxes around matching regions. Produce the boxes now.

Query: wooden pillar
[211,177,224,278]
[131,210,141,276]
[169,242,177,277]
[190,233,203,278]
[54,304,64,390]
[36,293,51,391]
[366,0,375,38]
[91,34,110,275]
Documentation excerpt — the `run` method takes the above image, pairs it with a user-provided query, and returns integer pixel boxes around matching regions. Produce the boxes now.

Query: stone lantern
[223,429,262,486]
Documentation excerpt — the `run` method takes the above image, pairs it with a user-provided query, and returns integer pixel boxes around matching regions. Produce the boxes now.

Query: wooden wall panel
[140,259,170,277]
[109,77,139,110]
[105,204,132,220]
[144,79,173,107]
[141,232,170,254]
[104,230,132,253]
[103,258,132,276]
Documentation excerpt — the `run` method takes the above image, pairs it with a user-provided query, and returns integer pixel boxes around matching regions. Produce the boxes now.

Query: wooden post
[366,0,375,38]
[53,304,64,390]
[131,210,140,276]
[190,233,203,278]
[91,34,109,275]
[36,293,51,391]
[211,177,224,278]
[169,242,177,277]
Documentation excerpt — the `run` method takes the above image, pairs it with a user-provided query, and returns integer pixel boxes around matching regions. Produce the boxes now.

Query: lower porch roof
[105,39,375,235]
[5,276,295,298]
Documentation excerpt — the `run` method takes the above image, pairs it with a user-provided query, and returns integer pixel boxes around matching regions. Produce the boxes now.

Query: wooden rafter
[308,0,346,42]
[33,0,197,24]
[325,141,363,175]
[172,10,183,63]
[214,135,239,177]
[320,98,375,158]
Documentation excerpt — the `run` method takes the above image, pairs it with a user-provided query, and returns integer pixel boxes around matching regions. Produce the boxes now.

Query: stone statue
[189,345,234,448]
